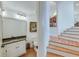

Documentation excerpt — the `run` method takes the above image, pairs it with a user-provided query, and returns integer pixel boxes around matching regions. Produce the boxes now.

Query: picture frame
[50,16,57,27]
[30,22,37,32]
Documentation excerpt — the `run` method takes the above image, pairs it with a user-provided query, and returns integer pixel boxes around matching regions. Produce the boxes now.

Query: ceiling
[2,1,79,14]
[2,1,39,16]
[2,1,56,17]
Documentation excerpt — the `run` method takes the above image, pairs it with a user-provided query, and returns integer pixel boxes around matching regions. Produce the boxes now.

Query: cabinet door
[3,18,27,38]
[5,43,18,57]
[17,40,26,56]
[3,19,15,38]
[14,20,27,36]
[4,40,26,57]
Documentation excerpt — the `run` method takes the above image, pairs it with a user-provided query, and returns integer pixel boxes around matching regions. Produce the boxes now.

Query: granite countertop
[2,35,26,45]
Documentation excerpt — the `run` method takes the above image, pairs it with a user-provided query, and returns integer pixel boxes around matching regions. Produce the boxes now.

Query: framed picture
[50,16,57,27]
[30,22,37,32]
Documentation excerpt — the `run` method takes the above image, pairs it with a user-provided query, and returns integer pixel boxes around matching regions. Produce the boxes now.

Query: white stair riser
[67,30,79,32]
[73,27,79,29]
[66,27,79,32]
[49,41,79,51]
[59,36,79,42]
[47,48,78,57]
[64,31,79,35]
[61,34,79,38]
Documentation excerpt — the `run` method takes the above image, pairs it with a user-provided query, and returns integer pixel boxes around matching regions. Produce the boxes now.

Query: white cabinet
[3,40,26,57]
[0,15,2,57]
[3,18,27,38]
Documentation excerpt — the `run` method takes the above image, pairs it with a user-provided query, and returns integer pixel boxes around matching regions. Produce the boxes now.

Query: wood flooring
[47,52,63,57]
[21,48,63,57]
[21,48,37,57]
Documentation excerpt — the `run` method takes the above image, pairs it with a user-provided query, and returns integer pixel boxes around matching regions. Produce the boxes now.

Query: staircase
[48,27,79,57]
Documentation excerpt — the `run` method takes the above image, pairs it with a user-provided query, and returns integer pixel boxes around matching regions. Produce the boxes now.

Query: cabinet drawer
[5,43,18,57]
[4,40,26,57]
[16,40,26,55]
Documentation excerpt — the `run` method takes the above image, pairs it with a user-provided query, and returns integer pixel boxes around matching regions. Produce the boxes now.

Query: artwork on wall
[30,22,37,32]
[50,15,57,27]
